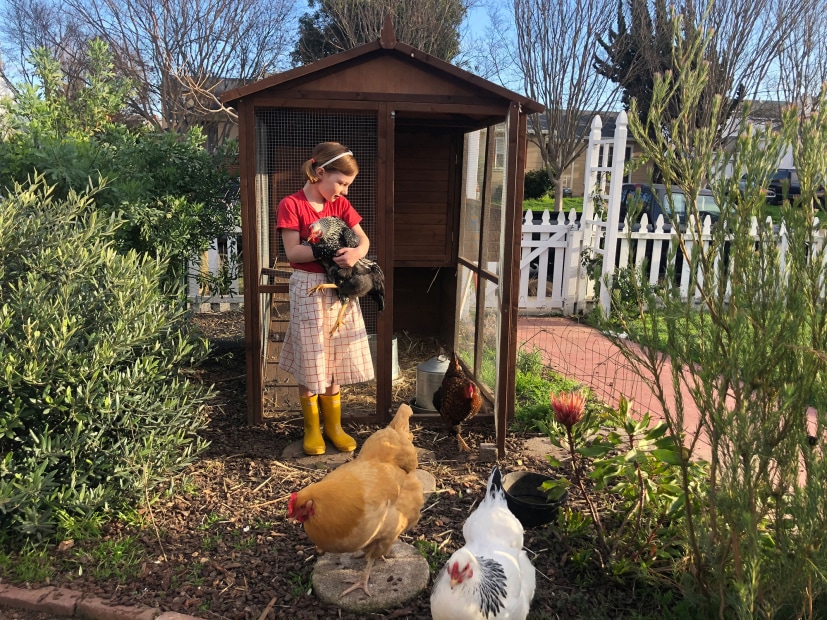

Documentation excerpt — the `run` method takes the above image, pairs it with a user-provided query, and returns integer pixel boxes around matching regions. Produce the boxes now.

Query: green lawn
[523,196,583,213]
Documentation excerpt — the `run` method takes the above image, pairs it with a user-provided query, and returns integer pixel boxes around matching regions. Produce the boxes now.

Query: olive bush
[0,176,212,541]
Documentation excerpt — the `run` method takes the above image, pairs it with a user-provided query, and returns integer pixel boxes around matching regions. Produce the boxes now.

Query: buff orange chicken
[287,403,423,597]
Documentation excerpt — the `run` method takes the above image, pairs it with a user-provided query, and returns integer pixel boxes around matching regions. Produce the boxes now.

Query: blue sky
[465,4,492,35]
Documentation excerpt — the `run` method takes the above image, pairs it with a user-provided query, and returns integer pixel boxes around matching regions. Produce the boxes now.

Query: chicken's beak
[449,577,459,589]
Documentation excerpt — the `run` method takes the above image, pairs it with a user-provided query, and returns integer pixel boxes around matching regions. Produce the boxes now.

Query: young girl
[276,142,375,455]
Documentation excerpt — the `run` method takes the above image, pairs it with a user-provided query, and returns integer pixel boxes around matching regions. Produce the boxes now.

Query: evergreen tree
[291,0,467,66]
[594,0,743,179]
[292,1,355,65]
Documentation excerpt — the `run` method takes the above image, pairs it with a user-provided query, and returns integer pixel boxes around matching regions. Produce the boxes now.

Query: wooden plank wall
[393,127,457,266]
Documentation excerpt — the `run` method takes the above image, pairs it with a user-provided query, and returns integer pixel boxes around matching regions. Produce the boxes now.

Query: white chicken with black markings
[430,465,536,620]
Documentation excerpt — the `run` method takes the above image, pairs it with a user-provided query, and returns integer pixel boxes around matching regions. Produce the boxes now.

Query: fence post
[581,116,603,223]
[563,209,584,314]
[519,209,533,308]
[599,111,628,315]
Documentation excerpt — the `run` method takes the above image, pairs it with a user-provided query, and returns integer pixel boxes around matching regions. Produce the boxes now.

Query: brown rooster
[286,403,423,597]
[432,351,483,452]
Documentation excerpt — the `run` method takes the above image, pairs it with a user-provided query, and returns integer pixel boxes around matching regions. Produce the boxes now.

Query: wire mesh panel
[255,108,379,333]
[481,122,507,273]
[458,129,485,266]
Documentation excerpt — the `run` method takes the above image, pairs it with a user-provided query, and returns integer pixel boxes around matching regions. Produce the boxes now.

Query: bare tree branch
[775,0,827,113]
[0,0,88,93]
[2,0,299,138]
[507,0,622,211]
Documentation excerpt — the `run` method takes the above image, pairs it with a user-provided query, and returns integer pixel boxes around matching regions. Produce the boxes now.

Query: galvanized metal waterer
[413,354,450,411]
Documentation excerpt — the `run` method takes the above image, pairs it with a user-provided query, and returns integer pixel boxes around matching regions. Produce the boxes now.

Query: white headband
[317,151,353,169]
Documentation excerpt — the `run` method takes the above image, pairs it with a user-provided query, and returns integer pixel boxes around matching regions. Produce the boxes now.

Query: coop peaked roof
[221,16,543,114]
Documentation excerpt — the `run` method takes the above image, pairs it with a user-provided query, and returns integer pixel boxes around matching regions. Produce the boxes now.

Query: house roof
[220,16,544,114]
[529,109,623,139]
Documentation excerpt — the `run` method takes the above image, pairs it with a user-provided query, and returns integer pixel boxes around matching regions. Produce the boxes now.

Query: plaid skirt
[278,270,375,394]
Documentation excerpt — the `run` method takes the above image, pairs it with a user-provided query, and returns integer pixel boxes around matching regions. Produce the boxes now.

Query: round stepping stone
[415,469,436,501]
[311,541,430,613]
[280,439,355,468]
[282,440,437,471]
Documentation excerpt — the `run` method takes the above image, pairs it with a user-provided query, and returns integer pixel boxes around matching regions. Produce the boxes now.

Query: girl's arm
[281,229,316,264]
[333,223,369,268]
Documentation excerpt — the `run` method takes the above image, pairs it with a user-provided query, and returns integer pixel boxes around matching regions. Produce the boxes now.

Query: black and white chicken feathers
[305,216,385,335]
[430,465,535,620]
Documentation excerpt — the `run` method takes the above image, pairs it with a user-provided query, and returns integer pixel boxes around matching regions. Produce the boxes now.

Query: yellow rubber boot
[300,394,326,455]
[319,392,357,452]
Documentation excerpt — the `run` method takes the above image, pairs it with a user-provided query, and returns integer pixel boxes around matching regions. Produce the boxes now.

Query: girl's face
[317,169,356,203]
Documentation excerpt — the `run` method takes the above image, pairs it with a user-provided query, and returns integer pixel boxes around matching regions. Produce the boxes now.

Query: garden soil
[0,312,674,620]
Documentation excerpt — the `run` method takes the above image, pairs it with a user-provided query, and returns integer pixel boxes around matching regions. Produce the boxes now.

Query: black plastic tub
[502,471,569,529]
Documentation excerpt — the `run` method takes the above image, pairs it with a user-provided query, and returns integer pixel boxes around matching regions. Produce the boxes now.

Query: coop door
[254,108,379,413]
[455,122,507,399]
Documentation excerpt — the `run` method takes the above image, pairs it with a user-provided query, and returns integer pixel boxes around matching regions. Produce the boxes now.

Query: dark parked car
[619,183,721,231]
[767,169,799,204]
[740,169,825,206]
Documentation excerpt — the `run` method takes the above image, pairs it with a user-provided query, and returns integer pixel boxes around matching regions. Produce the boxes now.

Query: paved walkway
[516,316,823,465]
[516,316,713,461]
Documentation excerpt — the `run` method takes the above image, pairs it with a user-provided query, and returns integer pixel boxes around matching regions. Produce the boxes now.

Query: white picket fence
[187,230,244,312]
[518,208,827,315]
[519,208,589,314]
[517,112,827,316]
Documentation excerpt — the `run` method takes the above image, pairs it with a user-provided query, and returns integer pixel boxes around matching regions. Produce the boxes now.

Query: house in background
[520,111,648,198]
[718,100,794,178]
[519,100,794,199]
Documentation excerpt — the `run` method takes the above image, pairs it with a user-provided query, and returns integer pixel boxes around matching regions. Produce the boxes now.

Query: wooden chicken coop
[222,18,543,455]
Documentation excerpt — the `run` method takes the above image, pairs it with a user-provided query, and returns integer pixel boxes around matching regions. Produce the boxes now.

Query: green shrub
[0,42,239,287]
[592,31,827,615]
[524,168,552,199]
[0,176,212,541]
[513,347,584,429]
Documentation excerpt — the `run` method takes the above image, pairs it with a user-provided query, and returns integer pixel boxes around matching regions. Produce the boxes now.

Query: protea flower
[550,391,585,430]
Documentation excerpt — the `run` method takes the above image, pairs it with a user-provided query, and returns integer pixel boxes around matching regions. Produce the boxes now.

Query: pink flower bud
[550,391,585,430]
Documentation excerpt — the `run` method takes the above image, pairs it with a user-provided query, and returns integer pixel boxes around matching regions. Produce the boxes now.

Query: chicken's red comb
[287,492,298,516]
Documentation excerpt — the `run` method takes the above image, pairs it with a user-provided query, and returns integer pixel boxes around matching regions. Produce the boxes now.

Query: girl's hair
[302,142,359,183]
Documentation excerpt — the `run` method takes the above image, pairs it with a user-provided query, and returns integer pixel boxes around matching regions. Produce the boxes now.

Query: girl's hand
[333,247,360,268]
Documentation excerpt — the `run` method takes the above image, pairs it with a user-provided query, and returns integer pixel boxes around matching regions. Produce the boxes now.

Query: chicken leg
[340,556,376,597]
[306,284,350,336]
[453,425,471,452]
[329,299,350,336]
[307,282,338,296]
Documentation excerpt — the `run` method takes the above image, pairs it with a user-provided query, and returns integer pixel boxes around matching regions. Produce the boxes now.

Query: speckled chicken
[305,216,385,336]
[432,351,483,452]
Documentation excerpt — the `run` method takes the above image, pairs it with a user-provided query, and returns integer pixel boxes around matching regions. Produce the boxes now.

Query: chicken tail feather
[484,464,506,505]
[387,403,413,441]
[370,263,385,311]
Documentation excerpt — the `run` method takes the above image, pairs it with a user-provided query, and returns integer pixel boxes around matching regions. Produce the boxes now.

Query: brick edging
[0,583,201,620]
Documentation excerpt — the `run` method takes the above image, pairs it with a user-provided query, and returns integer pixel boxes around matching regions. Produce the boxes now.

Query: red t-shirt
[276,189,362,273]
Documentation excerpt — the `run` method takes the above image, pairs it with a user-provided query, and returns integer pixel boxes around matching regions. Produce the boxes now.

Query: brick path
[516,316,713,460]
[517,316,823,465]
